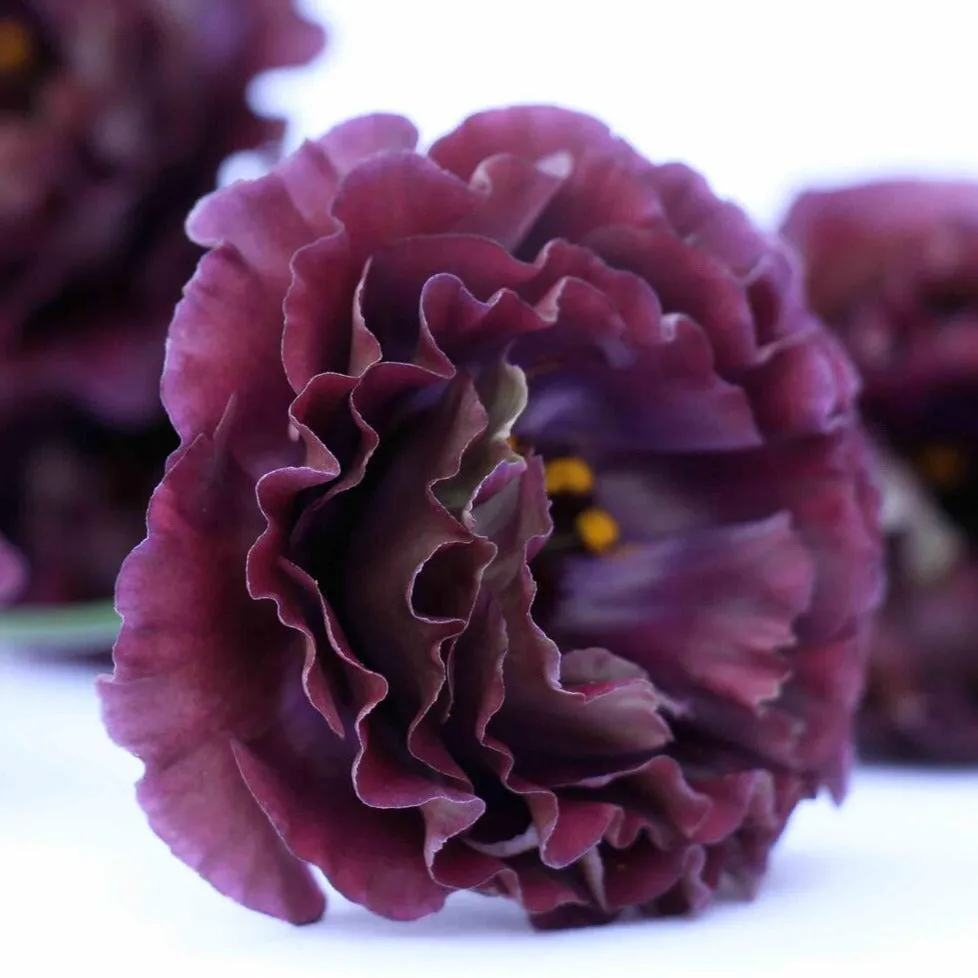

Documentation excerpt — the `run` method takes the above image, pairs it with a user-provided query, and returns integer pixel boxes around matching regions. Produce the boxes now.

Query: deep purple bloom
[783,181,978,763]
[101,108,883,928]
[0,0,324,604]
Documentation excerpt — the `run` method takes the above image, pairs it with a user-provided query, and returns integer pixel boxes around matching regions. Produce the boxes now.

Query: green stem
[0,601,121,649]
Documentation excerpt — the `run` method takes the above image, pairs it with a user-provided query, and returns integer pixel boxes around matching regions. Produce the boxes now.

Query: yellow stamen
[507,435,534,458]
[918,443,968,490]
[575,507,620,555]
[545,456,594,496]
[0,20,33,74]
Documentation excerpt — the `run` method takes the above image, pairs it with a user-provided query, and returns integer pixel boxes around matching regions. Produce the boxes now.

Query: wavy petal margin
[102,106,883,928]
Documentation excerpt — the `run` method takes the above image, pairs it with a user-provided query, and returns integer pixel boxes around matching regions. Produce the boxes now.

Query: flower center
[544,456,593,496]
[914,439,978,542]
[0,9,59,115]
[508,449,621,630]
[917,443,969,493]
[573,506,620,555]
[0,18,33,75]
[506,436,621,581]
[540,454,620,556]
[871,375,978,586]
[879,435,978,590]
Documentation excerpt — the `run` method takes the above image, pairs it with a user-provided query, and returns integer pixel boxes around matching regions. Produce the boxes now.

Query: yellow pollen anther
[0,20,33,74]
[507,435,533,458]
[575,507,620,555]
[545,456,594,496]
[918,443,968,490]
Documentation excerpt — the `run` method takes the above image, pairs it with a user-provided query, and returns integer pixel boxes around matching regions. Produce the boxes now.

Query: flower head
[0,0,325,603]
[101,108,883,927]
[783,180,978,762]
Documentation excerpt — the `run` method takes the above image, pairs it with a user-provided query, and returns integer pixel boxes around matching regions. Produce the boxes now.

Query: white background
[3,651,977,977]
[249,0,978,227]
[5,1,978,975]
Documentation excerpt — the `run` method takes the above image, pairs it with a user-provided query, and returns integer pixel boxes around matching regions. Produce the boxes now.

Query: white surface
[3,650,977,977]
[233,0,978,225]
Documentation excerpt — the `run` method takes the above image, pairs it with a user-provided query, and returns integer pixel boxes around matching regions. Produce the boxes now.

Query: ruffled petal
[100,428,323,923]
[553,515,813,711]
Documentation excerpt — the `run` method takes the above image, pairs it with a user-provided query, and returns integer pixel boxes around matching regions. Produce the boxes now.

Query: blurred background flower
[0,0,324,609]
[782,182,978,763]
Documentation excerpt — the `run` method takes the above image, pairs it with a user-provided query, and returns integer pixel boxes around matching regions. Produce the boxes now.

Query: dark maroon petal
[604,432,883,642]
[162,245,297,476]
[431,107,665,250]
[530,902,617,930]
[513,238,768,450]
[186,138,340,288]
[554,515,812,710]
[232,705,457,921]
[600,756,715,849]
[649,163,723,239]
[585,226,759,375]
[99,428,323,923]
[743,249,809,345]
[358,234,537,364]
[342,376,493,779]
[481,851,592,917]
[510,285,762,454]
[604,841,703,913]
[420,274,550,366]
[281,234,363,391]
[741,329,860,439]
[332,154,480,264]
[133,736,323,924]
[317,114,420,175]
[430,106,628,182]
[252,462,471,892]
[452,152,570,251]
[248,466,350,742]
[470,460,674,784]
[519,238,665,345]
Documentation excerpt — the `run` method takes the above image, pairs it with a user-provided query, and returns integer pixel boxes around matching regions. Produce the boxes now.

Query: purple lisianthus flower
[783,181,978,763]
[0,0,325,604]
[101,108,883,928]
